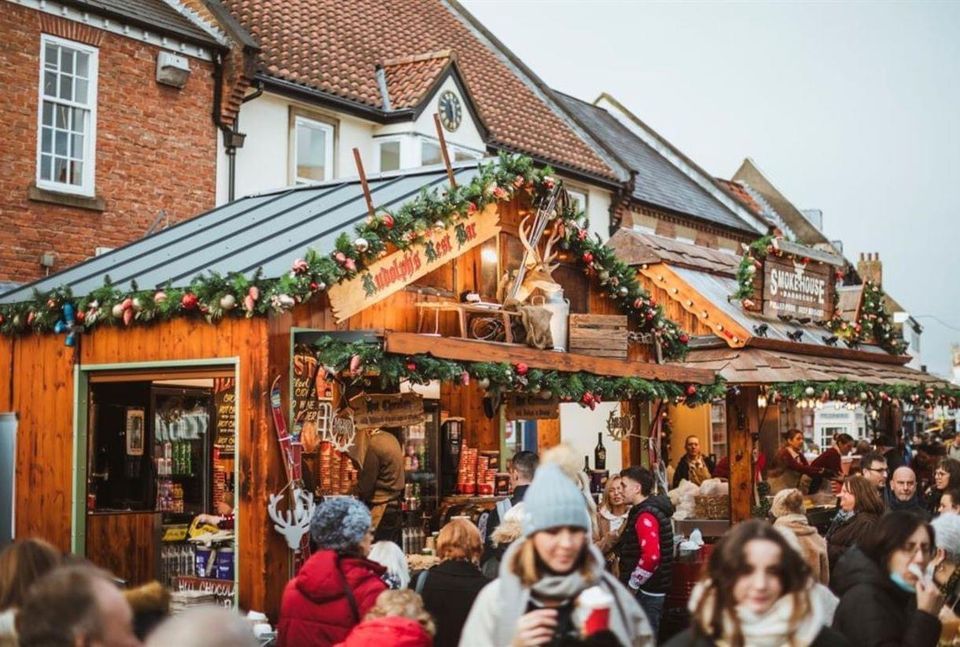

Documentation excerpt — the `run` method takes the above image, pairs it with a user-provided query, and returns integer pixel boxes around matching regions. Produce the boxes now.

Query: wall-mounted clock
[438,90,462,132]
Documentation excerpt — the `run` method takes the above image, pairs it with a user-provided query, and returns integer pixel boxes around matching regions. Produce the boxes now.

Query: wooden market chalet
[0,155,719,618]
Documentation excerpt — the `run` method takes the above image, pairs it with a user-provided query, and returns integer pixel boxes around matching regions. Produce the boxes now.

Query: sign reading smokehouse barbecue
[761,254,835,320]
[328,204,501,322]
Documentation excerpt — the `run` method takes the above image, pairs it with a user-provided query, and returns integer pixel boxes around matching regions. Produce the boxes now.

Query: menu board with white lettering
[213,377,235,452]
[293,345,334,453]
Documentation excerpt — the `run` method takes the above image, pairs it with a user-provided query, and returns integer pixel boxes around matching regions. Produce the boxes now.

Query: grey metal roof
[0,163,480,304]
[61,0,223,48]
[672,266,888,355]
[555,93,758,235]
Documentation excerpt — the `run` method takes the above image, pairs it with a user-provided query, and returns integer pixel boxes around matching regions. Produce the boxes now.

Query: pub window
[37,35,98,196]
[378,140,401,172]
[566,187,588,215]
[291,112,335,183]
[421,140,443,167]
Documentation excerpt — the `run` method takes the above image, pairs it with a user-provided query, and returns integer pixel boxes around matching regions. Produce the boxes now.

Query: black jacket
[413,559,490,647]
[617,494,674,594]
[672,454,716,488]
[831,546,941,647]
[824,511,879,571]
[664,626,850,647]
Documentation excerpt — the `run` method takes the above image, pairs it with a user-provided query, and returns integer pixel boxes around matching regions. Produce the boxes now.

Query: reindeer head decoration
[513,216,563,302]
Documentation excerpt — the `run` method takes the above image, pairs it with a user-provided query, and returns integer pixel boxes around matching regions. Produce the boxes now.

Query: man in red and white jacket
[615,466,674,639]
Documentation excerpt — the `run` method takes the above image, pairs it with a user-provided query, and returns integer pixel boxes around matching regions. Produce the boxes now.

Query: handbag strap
[335,555,362,623]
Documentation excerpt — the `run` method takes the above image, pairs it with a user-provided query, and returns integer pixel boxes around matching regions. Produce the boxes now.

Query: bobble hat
[310,496,371,551]
[521,463,591,537]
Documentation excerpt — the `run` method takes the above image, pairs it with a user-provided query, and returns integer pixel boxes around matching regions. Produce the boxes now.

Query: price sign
[213,378,236,451]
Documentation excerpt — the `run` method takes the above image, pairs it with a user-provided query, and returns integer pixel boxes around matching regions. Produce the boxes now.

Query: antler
[541,224,562,274]
[268,491,314,550]
[518,214,538,263]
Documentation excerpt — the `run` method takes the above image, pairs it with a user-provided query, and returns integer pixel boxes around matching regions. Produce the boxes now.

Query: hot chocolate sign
[762,255,835,320]
[328,204,500,322]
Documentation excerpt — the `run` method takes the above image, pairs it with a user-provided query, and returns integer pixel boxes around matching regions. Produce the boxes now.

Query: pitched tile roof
[381,50,451,110]
[219,0,615,180]
[555,92,760,235]
[607,229,741,276]
[62,0,223,47]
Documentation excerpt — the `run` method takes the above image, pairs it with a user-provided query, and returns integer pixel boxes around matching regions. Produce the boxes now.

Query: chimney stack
[857,252,883,287]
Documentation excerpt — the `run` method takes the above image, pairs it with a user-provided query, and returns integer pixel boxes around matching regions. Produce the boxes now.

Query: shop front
[0,155,716,618]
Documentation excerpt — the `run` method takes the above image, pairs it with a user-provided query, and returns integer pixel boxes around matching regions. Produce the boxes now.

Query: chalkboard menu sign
[293,345,334,453]
[213,377,236,452]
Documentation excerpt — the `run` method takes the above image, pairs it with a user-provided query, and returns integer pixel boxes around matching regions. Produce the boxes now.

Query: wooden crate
[568,314,628,358]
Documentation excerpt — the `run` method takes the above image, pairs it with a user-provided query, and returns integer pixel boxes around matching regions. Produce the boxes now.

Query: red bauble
[582,252,594,264]
[645,311,654,321]
[181,293,198,310]
[686,385,697,396]
[649,298,657,308]
[406,361,417,372]
[75,310,85,323]
[514,362,529,376]
[633,298,645,309]
[381,213,395,229]
[679,333,690,344]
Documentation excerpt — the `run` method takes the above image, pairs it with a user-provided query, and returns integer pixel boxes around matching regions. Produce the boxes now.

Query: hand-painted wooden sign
[505,394,559,420]
[349,393,424,429]
[328,204,501,322]
[762,255,835,320]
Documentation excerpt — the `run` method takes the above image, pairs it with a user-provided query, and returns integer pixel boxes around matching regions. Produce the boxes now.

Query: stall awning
[679,346,945,387]
[384,332,716,384]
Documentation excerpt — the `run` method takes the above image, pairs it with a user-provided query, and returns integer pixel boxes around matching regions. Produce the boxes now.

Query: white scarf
[689,580,832,647]
[599,506,628,534]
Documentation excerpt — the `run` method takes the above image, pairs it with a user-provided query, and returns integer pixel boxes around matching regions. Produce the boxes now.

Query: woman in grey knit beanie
[460,463,653,646]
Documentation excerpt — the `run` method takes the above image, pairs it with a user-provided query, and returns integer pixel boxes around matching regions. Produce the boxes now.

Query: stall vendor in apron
[355,427,404,545]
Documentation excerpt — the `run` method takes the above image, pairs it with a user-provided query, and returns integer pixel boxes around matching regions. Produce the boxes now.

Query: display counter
[86,511,162,586]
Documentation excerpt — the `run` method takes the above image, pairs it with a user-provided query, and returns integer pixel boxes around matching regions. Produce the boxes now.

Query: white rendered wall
[559,401,623,474]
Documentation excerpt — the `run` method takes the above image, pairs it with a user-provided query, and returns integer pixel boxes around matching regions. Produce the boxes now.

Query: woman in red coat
[278,496,387,647]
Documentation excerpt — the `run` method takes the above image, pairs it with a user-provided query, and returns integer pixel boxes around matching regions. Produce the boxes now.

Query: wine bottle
[594,432,607,471]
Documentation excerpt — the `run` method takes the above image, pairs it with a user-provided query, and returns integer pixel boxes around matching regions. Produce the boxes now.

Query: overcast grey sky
[463,0,960,378]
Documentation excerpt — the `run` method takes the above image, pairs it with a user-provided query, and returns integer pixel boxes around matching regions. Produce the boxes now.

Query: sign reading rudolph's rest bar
[328,204,500,322]
[762,254,835,320]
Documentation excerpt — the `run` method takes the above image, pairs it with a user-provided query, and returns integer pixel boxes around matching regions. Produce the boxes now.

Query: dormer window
[290,110,335,183]
[421,140,443,166]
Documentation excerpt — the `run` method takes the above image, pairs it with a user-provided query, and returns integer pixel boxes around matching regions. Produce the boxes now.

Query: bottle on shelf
[583,455,590,475]
[594,433,607,471]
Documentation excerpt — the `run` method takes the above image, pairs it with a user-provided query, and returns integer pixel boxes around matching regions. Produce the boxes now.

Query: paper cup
[579,586,614,636]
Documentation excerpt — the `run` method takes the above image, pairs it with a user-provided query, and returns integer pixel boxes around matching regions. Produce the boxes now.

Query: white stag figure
[268,488,315,550]
[510,215,563,303]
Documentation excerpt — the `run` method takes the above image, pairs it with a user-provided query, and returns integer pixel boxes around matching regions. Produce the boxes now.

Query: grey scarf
[494,540,651,646]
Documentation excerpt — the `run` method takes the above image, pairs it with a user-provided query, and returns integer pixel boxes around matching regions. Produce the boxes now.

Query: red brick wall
[0,5,218,283]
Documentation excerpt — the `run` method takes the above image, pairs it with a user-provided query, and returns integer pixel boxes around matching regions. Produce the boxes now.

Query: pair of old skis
[269,376,311,573]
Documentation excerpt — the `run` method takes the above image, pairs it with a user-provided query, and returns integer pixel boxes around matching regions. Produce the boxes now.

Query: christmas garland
[733,234,776,304]
[764,379,960,410]
[314,337,725,409]
[827,281,908,355]
[0,154,690,359]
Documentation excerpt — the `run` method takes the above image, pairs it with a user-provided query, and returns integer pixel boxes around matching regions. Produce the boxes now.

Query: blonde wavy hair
[364,589,436,636]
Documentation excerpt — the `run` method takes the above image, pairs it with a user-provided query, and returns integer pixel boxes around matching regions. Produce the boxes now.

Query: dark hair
[943,487,960,510]
[511,451,539,481]
[620,466,654,496]
[844,475,885,515]
[861,451,887,471]
[835,433,854,446]
[938,458,960,491]
[693,520,812,647]
[860,511,935,572]
[17,565,116,646]
[0,538,60,611]
[784,429,804,443]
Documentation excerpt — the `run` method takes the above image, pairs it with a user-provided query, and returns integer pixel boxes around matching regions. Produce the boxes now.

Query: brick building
[0,0,251,283]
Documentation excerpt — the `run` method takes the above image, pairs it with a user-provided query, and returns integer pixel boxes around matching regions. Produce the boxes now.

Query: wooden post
[352,147,376,219]
[433,113,457,189]
[727,386,759,523]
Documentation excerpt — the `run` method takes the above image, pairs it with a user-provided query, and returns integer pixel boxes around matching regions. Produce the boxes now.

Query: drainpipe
[212,53,262,202]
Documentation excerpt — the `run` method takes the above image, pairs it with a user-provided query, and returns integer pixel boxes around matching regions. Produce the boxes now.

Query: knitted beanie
[521,463,591,537]
[771,488,805,518]
[310,496,371,551]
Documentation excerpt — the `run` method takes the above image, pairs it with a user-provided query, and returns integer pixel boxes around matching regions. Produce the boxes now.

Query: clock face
[438,90,462,132]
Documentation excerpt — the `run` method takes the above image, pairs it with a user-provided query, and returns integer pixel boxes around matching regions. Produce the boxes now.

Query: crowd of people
[5,431,960,646]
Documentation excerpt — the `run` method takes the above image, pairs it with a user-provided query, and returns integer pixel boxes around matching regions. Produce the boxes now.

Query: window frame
[36,34,99,197]
[288,109,337,185]
[376,137,402,173]
[565,186,589,215]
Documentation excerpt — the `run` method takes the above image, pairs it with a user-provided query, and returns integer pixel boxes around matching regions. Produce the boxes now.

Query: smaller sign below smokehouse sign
[505,394,560,420]
[349,393,425,429]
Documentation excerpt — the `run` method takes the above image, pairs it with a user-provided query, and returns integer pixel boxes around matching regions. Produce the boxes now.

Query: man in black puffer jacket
[616,466,674,639]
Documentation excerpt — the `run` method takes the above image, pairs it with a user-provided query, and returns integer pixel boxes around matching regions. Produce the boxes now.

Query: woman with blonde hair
[412,518,489,647]
[595,475,629,575]
[461,464,652,646]
[825,475,884,570]
[0,538,61,643]
[336,589,435,647]
[665,520,846,647]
